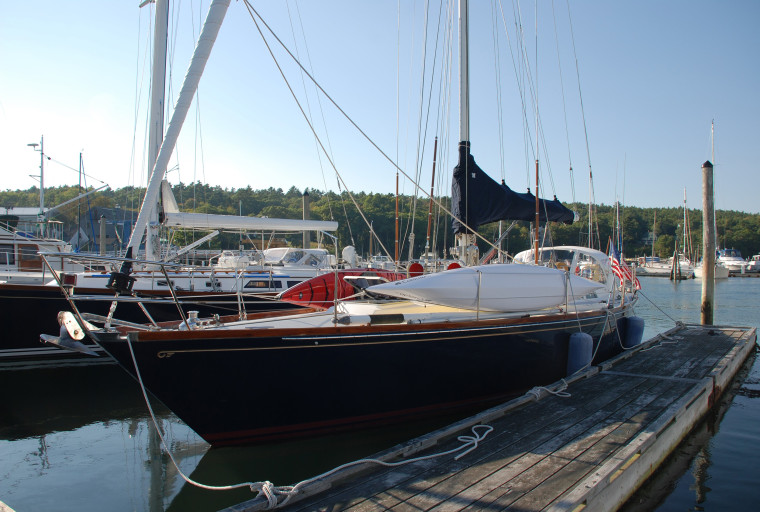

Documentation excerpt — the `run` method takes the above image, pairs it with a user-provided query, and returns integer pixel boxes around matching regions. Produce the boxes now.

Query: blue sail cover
[452,142,575,234]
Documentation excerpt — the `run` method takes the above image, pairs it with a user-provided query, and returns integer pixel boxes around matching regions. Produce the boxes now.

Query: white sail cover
[367,264,604,312]
[162,212,337,232]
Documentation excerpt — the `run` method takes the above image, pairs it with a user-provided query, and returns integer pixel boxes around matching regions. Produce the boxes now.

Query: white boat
[54,246,336,294]
[693,260,730,279]
[0,225,83,285]
[368,262,604,312]
[746,255,760,273]
[636,253,694,279]
[717,248,747,273]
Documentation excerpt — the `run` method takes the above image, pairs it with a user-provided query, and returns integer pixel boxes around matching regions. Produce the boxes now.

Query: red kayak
[278,268,407,309]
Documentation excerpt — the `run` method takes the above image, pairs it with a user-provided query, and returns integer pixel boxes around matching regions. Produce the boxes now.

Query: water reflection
[166,414,466,511]
[0,364,208,512]
[621,350,757,511]
[0,362,464,511]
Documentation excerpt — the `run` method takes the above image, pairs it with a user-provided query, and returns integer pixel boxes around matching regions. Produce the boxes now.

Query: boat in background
[717,248,748,274]
[745,254,760,273]
[2,0,340,367]
[278,267,406,309]
[693,259,730,279]
[636,253,694,279]
[1,236,334,368]
[0,225,84,285]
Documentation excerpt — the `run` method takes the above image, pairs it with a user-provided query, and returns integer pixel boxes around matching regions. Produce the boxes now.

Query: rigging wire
[564,0,600,249]
[130,4,152,225]
[42,156,108,187]
[551,0,576,204]
[242,2,395,261]
[491,1,506,183]
[405,0,447,261]
[286,0,336,223]
[407,0,433,252]
[396,2,420,261]
[429,0,456,261]
[240,0,501,256]
[493,0,561,248]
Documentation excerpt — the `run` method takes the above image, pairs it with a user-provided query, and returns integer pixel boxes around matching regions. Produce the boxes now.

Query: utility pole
[27,136,46,236]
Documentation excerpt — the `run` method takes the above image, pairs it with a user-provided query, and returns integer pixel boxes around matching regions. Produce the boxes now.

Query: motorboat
[718,248,748,274]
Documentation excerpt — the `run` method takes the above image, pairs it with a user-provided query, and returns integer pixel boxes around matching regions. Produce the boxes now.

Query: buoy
[567,332,593,376]
[623,316,645,348]
[408,262,424,277]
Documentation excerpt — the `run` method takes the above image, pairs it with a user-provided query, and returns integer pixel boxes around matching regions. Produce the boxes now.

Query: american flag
[609,240,641,290]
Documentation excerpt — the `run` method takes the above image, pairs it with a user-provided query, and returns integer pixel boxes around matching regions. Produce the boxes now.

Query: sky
[2,0,759,215]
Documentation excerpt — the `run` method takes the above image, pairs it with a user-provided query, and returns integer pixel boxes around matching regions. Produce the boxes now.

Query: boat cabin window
[244,279,283,289]
[0,244,14,265]
[17,244,42,271]
[287,280,301,288]
[302,254,323,267]
[283,250,305,264]
[721,249,742,258]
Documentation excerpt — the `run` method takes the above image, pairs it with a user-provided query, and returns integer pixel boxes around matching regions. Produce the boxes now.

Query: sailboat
[45,0,642,445]
[4,1,343,367]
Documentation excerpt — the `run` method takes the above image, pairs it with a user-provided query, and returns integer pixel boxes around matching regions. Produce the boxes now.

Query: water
[1,277,758,511]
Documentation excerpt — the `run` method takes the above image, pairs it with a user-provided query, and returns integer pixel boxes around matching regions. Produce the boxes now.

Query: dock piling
[701,160,715,324]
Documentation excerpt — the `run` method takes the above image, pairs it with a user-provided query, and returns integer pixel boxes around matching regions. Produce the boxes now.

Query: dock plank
[336,374,660,512]
[224,325,756,512]
[408,380,667,511]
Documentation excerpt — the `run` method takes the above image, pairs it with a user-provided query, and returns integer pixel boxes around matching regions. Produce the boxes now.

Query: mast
[683,188,688,261]
[395,172,399,265]
[39,136,45,223]
[77,152,83,251]
[615,200,620,250]
[454,0,476,263]
[127,0,231,256]
[651,210,656,259]
[711,120,718,251]
[459,0,469,144]
[534,160,539,263]
[144,0,169,261]
[588,177,592,248]
[533,4,540,264]
[425,137,438,257]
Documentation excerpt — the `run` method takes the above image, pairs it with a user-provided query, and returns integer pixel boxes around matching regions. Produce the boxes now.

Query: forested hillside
[2,183,759,260]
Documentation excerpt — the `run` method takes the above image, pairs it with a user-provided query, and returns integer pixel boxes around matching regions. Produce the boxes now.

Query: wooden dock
[224,323,757,512]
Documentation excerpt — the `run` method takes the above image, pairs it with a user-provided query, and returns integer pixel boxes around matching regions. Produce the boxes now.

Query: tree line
[3,183,759,261]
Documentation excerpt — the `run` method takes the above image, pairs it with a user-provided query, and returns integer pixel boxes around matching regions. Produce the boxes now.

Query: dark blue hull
[0,283,301,367]
[93,305,634,445]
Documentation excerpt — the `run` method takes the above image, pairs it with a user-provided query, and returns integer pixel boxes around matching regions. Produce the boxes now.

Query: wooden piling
[302,190,310,249]
[701,160,715,324]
